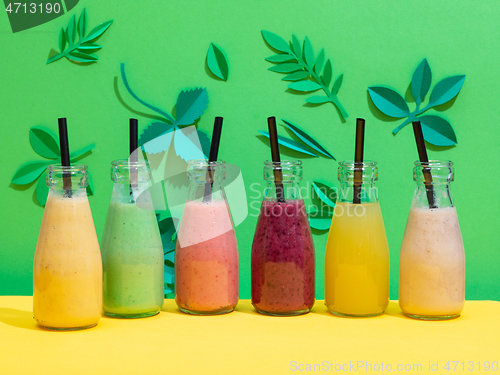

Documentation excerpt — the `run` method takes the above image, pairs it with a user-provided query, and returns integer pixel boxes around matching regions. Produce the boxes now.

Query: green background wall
[1,0,499,300]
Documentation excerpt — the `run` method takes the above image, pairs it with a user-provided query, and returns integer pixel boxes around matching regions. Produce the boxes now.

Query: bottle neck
[47,165,88,197]
[337,161,378,204]
[263,160,303,201]
[412,160,455,209]
[186,159,227,202]
[110,160,154,207]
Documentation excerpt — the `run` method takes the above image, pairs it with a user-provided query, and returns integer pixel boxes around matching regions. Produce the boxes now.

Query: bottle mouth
[414,160,453,167]
[264,160,302,167]
[111,159,150,168]
[188,159,226,169]
[48,164,88,172]
[338,160,377,167]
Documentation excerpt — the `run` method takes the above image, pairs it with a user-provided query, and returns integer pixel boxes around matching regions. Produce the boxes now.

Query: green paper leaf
[78,8,87,37]
[35,174,49,207]
[411,58,432,106]
[307,209,333,231]
[68,51,98,63]
[173,88,209,126]
[303,36,314,67]
[29,127,60,159]
[11,161,49,185]
[67,15,76,46]
[59,28,66,52]
[312,181,337,207]
[165,259,175,268]
[265,54,295,63]
[368,87,410,118]
[314,49,325,74]
[142,126,175,155]
[77,43,102,51]
[291,34,301,57]
[174,127,206,161]
[261,30,291,53]
[86,173,94,195]
[83,20,114,43]
[268,63,302,73]
[428,75,466,107]
[120,64,175,123]
[139,122,174,147]
[207,43,229,81]
[258,130,318,157]
[282,119,335,159]
[322,59,332,87]
[70,143,95,160]
[282,71,310,81]
[419,115,457,146]
[288,80,322,92]
[331,74,343,95]
[305,96,330,104]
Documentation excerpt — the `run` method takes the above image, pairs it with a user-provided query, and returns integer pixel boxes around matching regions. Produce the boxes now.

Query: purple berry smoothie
[251,199,315,315]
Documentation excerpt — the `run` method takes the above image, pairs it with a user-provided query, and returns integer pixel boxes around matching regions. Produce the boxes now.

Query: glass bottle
[251,160,315,316]
[325,161,390,317]
[399,160,465,320]
[101,160,164,318]
[33,165,102,330]
[175,160,239,315]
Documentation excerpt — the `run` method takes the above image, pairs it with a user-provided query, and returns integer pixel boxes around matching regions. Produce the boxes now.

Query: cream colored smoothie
[399,206,465,318]
[33,190,102,330]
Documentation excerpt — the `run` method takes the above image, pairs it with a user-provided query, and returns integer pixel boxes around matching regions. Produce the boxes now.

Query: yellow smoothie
[33,191,102,329]
[325,202,390,316]
[399,207,465,318]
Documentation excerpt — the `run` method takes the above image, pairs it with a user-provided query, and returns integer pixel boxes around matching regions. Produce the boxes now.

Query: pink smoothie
[175,200,239,314]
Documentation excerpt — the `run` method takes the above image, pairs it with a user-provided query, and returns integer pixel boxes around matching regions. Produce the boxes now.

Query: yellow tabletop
[0,297,499,375]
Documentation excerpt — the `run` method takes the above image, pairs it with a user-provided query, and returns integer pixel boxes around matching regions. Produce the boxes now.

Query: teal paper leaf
[35,173,49,207]
[83,20,113,42]
[282,71,310,81]
[303,37,314,67]
[173,88,209,126]
[312,181,337,207]
[197,129,211,157]
[77,8,87,37]
[265,54,295,63]
[288,80,322,92]
[269,63,303,73]
[142,126,175,155]
[59,28,66,52]
[67,15,76,46]
[139,122,175,146]
[322,59,332,87]
[314,49,325,74]
[258,130,318,157]
[305,96,330,104]
[29,127,60,159]
[291,34,301,56]
[428,75,466,107]
[282,119,335,159]
[207,43,229,81]
[419,115,457,146]
[411,58,432,106]
[70,143,95,160]
[174,127,206,161]
[307,209,333,230]
[11,161,49,185]
[261,30,291,53]
[368,87,410,118]
[68,51,98,63]
[331,74,343,95]
[120,64,175,123]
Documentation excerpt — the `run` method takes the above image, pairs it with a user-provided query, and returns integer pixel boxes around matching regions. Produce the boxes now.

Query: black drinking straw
[203,117,224,202]
[353,118,365,204]
[58,118,72,193]
[267,116,285,202]
[412,121,436,208]
[129,119,139,194]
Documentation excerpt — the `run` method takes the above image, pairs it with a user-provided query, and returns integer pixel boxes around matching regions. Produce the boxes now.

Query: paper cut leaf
[305,96,330,104]
[307,209,333,230]
[368,87,410,118]
[314,49,325,74]
[312,181,337,207]
[86,173,94,195]
[36,173,49,206]
[258,131,318,157]
[291,35,301,56]
[207,43,229,81]
[429,75,466,107]
[261,30,291,53]
[266,54,294,63]
[269,63,302,73]
[70,144,95,160]
[411,58,432,106]
[331,74,343,95]
[142,127,175,155]
[197,129,211,157]
[322,59,332,87]
[11,161,49,185]
[173,88,209,127]
[77,43,102,51]
[282,71,310,81]
[282,119,335,159]
[419,115,457,146]
[174,127,205,161]
[303,37,314,67]
[30,127,60,159]
[46,9,113,65]
[288,80,322,92]
[139,122,174,146]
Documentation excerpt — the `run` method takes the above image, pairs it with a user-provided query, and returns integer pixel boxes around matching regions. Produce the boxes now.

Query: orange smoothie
[175,200,239,314]
[33,191,102,329]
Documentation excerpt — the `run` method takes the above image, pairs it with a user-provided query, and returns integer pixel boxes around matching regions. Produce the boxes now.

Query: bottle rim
[111,159,150,168]
[47,164,88,171]
[264,160,302,167]
[338,160,377,167]
[187,159,226,168]
[414,160,453,167]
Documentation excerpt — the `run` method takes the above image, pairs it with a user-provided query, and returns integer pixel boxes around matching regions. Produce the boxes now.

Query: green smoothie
[101,200,164,318]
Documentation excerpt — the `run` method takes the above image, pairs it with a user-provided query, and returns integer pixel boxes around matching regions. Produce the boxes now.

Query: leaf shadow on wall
[302,101,347,124]
[0,308,41,331]
[9,181,43,207]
